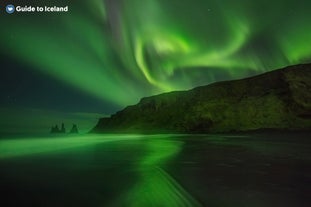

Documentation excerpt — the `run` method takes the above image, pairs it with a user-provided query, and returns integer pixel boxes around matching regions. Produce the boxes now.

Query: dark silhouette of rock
[50,123,67,134]
[50,125,60,133]
[61,123,66,133]
[92,63,311,133]
[69,124,79,134]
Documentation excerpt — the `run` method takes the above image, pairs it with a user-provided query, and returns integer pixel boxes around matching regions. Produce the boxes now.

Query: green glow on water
[0,135,202,206]
[118,138,202,207]
[0,134,142,159]
[123,167,201,207]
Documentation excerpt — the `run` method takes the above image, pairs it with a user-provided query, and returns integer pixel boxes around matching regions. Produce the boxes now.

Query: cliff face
[92,64,311,133]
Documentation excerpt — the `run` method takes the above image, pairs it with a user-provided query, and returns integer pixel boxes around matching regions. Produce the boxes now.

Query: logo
[6,5,15,14]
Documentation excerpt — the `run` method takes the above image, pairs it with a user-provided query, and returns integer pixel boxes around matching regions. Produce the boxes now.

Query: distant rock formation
[69,124,79,134]
[92,63,311,133]
[60,123,66,133]
[50,123,79,134]
[50,123,67,134]
[50,125,60,133]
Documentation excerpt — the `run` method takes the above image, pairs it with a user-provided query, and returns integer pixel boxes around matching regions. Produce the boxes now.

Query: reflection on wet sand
[0,133,310,207]
[118,139,202,207]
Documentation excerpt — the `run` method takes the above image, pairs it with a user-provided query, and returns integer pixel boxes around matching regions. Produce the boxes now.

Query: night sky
[0,0,311,134]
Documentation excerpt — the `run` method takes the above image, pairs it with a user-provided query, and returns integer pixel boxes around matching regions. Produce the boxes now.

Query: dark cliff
[92,63,311,133]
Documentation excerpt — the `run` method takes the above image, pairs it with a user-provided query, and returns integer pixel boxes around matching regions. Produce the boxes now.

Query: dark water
[0,134,310,207]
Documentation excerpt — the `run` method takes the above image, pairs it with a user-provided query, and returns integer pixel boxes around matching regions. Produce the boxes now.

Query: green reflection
[119,138,202,207]
[0,134,141,159]
[0,135,201,206]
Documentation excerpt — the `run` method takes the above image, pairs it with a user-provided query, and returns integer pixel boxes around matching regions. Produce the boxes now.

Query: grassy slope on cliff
[92,64,311,133]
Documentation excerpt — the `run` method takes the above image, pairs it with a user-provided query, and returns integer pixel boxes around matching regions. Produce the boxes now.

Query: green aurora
[1,0,311,107]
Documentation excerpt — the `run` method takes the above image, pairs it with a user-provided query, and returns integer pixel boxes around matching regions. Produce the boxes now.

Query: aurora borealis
[0,0,311,133]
